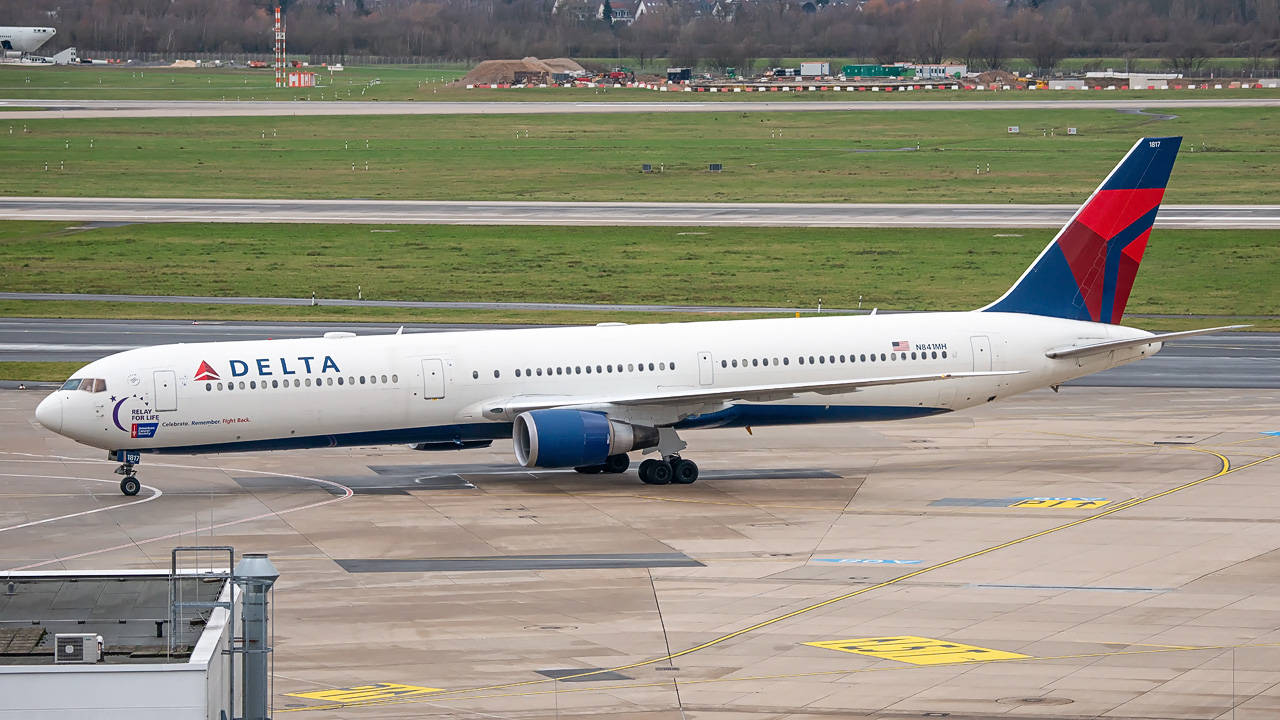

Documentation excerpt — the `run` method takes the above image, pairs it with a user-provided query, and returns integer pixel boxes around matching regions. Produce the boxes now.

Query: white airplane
[0,27,57,55]
[35,136,1242,496]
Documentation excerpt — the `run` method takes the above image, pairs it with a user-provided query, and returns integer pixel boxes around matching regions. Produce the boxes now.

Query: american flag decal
[892,341,910,352]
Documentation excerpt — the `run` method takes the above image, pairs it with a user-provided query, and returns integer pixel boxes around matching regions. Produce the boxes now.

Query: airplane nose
[35,395,63,433]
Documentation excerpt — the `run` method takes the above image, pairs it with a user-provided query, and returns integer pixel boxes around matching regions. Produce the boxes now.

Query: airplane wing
[483,370,1023,418]
[1044,325,1249,360]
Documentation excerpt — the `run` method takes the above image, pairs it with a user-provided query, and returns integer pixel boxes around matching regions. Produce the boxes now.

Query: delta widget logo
[194,361,220,381]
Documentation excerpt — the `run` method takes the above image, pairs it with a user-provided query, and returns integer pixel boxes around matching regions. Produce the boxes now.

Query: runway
[3,97,1280,119]
[6,197,1280,228]
[2,318,1275,388]
[4,386,1279,717]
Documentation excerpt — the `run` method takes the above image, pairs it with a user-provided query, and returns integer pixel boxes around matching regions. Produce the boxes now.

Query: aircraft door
[421,359,445,399]
[697,352,714,386]
[970,336,992,372]
[153,370,177,411]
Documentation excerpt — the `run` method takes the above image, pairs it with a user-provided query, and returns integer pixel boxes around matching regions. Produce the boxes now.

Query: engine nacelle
[513,409,659,468]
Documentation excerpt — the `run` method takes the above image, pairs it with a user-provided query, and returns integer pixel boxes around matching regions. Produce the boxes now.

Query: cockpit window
[60,378,82,391]
[64,378,108,393]
[93,379,107,393]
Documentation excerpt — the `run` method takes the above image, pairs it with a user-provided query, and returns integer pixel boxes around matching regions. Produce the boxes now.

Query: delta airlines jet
[35,137,1242,496]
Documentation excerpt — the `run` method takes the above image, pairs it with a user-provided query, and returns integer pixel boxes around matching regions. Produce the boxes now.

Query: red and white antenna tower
[273,6,286,88]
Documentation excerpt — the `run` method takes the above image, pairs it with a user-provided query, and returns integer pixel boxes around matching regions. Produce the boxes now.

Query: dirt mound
[460,56,584,85]
[976,70,1019,86]
[541,57,585,73]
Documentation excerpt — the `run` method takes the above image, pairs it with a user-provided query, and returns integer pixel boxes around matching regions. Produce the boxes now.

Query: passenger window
[869,354,876,362]
[494,370,500,379]
[809,356,815,364]
[295,379,301,387]
[239,381,246,390]
[596,365,602,373]
[607,365,613,373]
[218,382,224,390]
[798,357,805,365]
[206,383,212,391]
[659,362,665,371]
[360,376,366,384]
[348,377,355,385]
[829,356,835,364]
[628,364,634,372]
[860,354,866,362]
[891,353,896,361]
[721,360,727,368]
[772,358,778,366]
[670,362,675,370]
[382,375,388,383]
[819,356,825,364]
[911,352,917,360]
[942,351,948,358]
[648,363,654,371]
[840,355,846,363]
[752,359,758,367]
[585,366,592,374]
[732,359,738,367]
[60,379,82,391]
[250,381,256,389]
[328,377,335,385]
[515,369,521,377]
[338,377,344,385]
[880,353,886,361]
[931,351,937,359]
[783,357,789,365]
[305,378,312,387]
[555,367,562,375]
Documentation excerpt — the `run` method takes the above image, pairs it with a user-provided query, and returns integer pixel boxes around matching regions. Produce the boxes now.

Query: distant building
[597,2,636,24]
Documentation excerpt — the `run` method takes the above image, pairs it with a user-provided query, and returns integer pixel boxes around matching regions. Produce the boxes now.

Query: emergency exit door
[697,352,714,386]
[970,336,992,372]
[421,359,445,399]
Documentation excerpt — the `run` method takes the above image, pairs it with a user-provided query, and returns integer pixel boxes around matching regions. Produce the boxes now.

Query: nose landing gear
[114,461,141,496]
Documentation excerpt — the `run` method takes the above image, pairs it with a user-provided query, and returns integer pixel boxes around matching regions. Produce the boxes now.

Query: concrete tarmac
[3,97,1280,119]
[3,386,1279,718]
[6,197,1280,229]
[1,318,1275,388]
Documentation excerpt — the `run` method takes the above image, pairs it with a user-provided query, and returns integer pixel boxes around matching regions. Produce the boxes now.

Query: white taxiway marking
[0,473,162,533]
[1,453,354,571]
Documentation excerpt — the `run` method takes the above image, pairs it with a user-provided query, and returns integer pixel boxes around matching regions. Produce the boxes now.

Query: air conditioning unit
[54,633,103,664]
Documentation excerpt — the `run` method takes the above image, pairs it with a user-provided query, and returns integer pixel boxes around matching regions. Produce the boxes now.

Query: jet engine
[513,409,659,468]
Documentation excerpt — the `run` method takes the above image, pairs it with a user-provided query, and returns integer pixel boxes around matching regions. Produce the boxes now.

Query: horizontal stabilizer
[1045,325,1249,360]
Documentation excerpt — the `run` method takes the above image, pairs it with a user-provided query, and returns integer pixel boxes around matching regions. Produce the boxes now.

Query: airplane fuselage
[0,27,57,54]
[37,311,1160,458]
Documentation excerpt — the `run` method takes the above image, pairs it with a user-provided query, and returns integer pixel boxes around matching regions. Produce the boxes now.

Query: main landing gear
[638,456,699,485]
[114,462,141,496]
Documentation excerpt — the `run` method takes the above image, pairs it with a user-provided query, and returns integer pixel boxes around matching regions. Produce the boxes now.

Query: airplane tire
[574,465,603,474]
[603,454,630,474]
[120,476,141,496]
[645,460,673,485]
[671,459,699,484]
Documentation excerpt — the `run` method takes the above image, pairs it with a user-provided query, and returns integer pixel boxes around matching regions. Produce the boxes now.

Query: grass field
[0,361,85,382]
[2,64,1277,103]
[1,108,1277,203]
[2,222,1275,322]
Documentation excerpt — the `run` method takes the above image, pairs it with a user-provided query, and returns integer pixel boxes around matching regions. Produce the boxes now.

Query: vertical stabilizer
[981,137,1182,324]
